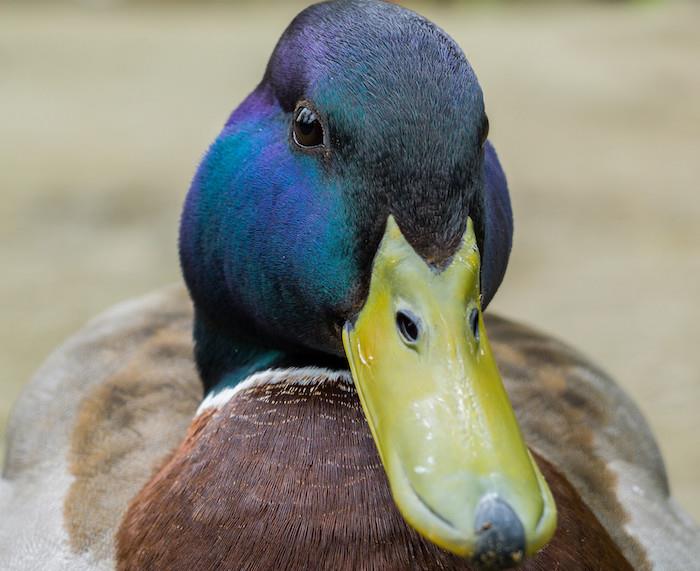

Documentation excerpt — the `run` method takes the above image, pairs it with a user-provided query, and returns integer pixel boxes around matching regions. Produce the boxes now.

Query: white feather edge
[196,366,354,416]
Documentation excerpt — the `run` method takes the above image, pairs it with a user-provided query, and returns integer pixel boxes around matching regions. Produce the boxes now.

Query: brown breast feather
[115,380,633,570]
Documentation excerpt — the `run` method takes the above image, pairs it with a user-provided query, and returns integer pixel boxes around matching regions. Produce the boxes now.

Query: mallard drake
[1,1,698,569]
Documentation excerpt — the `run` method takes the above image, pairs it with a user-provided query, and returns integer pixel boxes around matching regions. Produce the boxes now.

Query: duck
[1,1,699,569]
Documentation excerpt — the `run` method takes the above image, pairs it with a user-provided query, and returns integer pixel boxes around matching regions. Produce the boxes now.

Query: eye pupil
[293,105,324,148]
[297,121,315,136]
[396,310,421,345]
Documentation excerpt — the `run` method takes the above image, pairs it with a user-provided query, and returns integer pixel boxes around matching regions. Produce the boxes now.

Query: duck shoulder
[487,315,700,570]
[0,286,200,571]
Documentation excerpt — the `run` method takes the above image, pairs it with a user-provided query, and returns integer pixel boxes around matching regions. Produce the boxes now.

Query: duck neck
[193,312,285,395]
[193,311,347,396]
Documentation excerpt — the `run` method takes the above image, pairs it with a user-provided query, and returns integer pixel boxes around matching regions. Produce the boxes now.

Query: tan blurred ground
[1,2,698,520]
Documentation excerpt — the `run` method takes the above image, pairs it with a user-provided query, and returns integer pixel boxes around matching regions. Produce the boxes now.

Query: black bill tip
[473,495,526,570]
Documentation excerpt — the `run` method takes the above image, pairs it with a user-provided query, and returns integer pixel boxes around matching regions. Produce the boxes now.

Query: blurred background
[1,0,698,520]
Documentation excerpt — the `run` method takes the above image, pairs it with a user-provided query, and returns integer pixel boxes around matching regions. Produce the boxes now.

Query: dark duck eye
[293,104,325,148]
[480,115,490,148]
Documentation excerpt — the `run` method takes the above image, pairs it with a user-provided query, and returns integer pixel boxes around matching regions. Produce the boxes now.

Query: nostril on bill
[396,309,421,345]
[468,307,480,344]
[473,495,526,570]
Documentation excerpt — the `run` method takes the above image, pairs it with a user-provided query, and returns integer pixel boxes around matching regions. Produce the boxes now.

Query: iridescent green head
[179,0,509,358]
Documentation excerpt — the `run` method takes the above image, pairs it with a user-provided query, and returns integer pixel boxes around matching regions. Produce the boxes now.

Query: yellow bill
[342,216,556,567]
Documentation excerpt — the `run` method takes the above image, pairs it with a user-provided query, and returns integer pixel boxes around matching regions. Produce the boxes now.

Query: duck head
[180,0,556,567]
